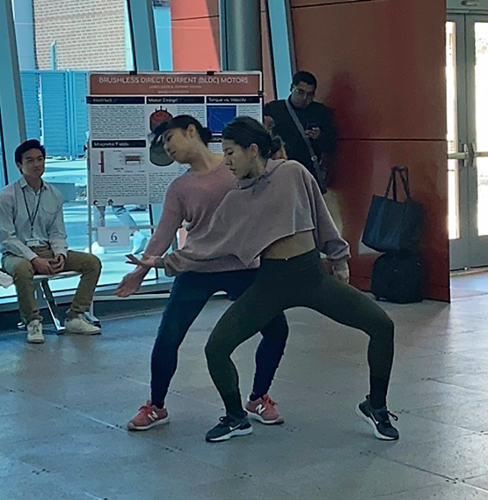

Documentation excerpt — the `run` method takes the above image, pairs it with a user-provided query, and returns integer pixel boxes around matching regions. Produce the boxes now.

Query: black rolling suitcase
[371,251,423,304]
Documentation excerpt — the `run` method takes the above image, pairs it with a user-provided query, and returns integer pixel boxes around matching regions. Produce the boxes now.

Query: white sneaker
[131,231,147,255]
[84,241,105,255]
[27,320,45,344]
[65,315,101,335]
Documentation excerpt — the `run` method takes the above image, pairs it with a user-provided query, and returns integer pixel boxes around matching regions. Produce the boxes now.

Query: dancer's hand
[332,265,350,284]
[116,267,147,297]
[125,253,162,269]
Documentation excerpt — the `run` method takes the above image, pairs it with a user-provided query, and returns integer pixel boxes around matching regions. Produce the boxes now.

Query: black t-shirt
[264,98,338,180]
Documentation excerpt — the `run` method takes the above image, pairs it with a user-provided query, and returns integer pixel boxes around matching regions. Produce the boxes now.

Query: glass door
[447,14,488,270]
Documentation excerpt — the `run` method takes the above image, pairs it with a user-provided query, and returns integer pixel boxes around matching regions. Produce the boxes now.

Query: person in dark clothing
[138,117,398,444]
[264,71,338,191]
[118,116,289,431]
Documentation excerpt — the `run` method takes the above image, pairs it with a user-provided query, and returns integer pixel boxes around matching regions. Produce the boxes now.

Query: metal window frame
[0,0,26,182]
[265,0,295,99]
[447,0,488,14]
[0,0,172,302]
[0,107,7,186]
[126,0,159,72]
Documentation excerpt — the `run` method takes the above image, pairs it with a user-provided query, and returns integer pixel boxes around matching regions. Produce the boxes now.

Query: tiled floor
[1,281,488,499]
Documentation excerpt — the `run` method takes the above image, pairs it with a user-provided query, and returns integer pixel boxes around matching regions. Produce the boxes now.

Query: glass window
[446,21,460,240]
[153,0,173,71]
[8,0,157,296]
[475,22,488,237]
[265,0,293,100]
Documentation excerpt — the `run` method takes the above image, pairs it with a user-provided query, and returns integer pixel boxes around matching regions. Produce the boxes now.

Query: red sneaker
[127,401,169,431]
[245,395,284,425]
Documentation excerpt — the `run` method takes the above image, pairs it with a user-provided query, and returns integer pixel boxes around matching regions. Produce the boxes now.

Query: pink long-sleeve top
[162,159,351,276]
[146,160,258,273]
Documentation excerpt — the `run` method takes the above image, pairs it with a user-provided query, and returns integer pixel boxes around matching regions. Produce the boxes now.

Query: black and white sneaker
[356,396,399,441]
[205,414,253,442]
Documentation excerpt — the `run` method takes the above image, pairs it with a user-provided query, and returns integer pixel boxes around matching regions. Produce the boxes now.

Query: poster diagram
[87,72,263,207]
[207,106,237,135]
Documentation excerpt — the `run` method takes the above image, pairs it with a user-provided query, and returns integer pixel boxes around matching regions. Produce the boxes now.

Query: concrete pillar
[219,0,262,71]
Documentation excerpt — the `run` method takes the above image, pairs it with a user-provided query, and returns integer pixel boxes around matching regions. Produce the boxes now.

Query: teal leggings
[205,249,395,418]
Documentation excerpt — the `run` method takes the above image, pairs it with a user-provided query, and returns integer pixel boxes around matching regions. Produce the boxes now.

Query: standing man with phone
[263,71,338,193]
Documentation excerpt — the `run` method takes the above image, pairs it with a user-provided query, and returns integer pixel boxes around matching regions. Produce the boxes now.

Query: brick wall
[32,0,127,70]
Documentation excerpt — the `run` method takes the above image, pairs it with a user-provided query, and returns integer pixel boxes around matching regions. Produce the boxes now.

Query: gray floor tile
[0,452,41,478]
[1,280,488,499]
[379,433,488,480]
[0,471,101,500]
[386,378,488,412]
[382,411,478,444]
[409,399,488,433]
[464,474,488,491]
[431,371,488,394]
[364,482,488,500]
[52,454,238,499]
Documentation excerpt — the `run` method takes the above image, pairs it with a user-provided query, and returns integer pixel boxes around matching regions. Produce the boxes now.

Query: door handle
[448,152,468,160]
[448,144,471,169]
[447,144,478,169]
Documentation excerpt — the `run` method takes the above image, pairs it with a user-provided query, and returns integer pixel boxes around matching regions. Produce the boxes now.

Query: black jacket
[264,98,338,182]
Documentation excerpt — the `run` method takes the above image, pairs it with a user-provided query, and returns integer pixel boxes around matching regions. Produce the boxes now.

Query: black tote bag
[361,166,423,252]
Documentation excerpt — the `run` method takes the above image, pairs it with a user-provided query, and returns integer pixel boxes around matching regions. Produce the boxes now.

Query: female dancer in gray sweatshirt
[135,117,398,444]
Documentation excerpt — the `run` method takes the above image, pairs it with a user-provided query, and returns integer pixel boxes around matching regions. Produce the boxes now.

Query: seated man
[0,140,102,343]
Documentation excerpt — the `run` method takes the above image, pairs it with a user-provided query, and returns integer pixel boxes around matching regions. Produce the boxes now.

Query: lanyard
[22,187,42,237]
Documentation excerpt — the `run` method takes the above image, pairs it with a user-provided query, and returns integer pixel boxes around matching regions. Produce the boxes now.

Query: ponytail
[269,135,286,159]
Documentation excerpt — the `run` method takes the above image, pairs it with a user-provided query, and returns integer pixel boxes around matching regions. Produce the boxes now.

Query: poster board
[87,72,263,207]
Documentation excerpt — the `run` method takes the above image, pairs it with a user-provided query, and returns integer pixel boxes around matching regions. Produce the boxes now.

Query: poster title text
[98,75,249,85]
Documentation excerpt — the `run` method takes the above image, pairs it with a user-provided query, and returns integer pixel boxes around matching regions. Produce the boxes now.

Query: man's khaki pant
[2,246,101,324]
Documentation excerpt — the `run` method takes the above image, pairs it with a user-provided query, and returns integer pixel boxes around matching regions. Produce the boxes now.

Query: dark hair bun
[200,127,213,146]
[269,135,285,158]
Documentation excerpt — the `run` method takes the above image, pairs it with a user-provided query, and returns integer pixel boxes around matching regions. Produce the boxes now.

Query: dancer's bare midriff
[262,230,316,260]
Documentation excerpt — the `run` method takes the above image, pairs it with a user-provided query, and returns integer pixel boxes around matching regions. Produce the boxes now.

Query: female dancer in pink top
[117,116,289,430]
[136,117,398,443]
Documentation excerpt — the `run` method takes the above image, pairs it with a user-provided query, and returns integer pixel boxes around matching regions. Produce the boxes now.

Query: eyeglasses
[292,87,315,99]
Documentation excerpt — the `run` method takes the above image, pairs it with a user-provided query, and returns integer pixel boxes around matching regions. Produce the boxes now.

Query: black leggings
[150,269,289,408]
[205,249,395,418]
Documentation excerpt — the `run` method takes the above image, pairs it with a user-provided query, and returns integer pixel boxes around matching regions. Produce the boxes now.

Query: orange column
[170,0,220,71]
[290,0,449,301]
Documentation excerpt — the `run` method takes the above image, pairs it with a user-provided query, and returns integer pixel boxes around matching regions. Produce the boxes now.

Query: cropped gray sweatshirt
[162,159,350,276]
